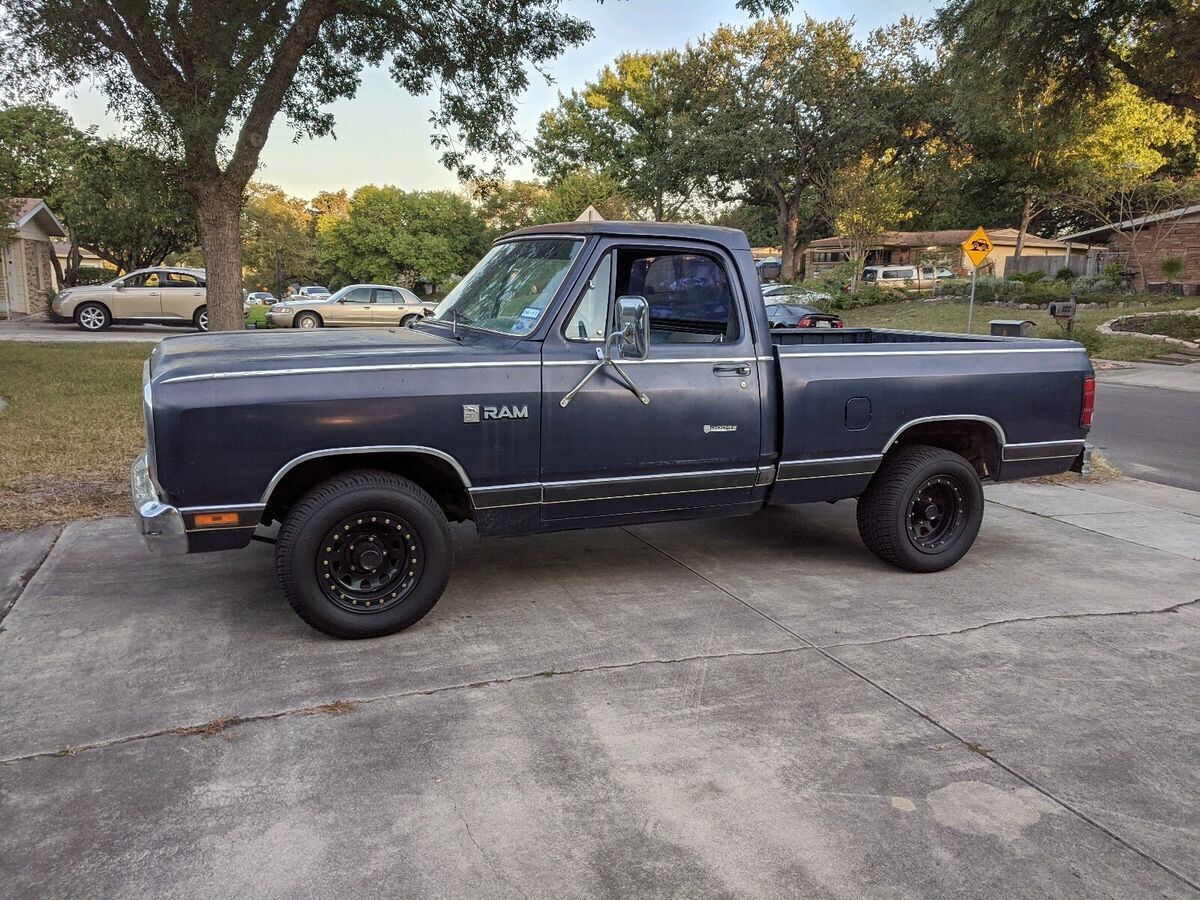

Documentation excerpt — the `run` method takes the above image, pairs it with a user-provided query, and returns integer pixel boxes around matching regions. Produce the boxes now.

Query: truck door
[540,240,763,524]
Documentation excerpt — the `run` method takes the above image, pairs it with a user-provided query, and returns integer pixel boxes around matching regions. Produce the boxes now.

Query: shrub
[1160,256,1185,283]
[1007,270,1047,285]
[1101,260,1125,283]
[73,266,113,286]
[1055,266,1075,282]
[1071,274,1120,294]
[822,285,896,311]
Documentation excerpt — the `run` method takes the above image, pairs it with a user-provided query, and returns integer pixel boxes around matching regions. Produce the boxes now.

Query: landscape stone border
[1096,308,1200,351]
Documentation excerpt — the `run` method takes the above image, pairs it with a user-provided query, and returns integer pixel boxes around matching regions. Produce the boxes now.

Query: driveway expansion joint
[0,525,62,625]
[0,643,813,767]
[819,597,1200,649]
[623,526,1200,894]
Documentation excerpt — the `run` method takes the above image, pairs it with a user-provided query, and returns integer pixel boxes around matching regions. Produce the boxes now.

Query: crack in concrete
[621,526,1200,894]
[0,526,62,625]
[820,598,1200,649]
[0,644,810,767]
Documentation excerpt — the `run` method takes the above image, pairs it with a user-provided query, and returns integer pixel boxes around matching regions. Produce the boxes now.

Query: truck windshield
[430,238,583,336]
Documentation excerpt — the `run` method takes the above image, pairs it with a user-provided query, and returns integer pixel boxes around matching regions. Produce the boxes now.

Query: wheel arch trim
[260,445,473,505]
[881,415,1008,454]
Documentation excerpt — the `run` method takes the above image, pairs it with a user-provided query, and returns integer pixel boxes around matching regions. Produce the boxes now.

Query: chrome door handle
[713,363,751,376]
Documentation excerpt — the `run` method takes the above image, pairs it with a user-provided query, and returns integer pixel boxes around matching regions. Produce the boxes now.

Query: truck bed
[767,327,1093,504]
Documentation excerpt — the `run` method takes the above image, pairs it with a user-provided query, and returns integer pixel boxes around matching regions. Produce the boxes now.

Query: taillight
[833,320,844,328]
[1080,376,1095,427]
[796,316,813,327]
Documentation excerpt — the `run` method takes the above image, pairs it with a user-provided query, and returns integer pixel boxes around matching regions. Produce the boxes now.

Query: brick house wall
[1109,213,1200,290]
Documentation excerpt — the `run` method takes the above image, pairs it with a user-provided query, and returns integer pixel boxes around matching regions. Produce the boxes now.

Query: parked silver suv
[51,267,208,331]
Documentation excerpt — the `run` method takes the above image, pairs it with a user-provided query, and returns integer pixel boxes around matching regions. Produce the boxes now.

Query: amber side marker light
[194,512,240,528]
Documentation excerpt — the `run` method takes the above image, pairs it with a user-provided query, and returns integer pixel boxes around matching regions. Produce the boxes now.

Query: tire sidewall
[194,306,209,331]
[280,480,451,638]
[890,454,983,571]
[297,313,321,329]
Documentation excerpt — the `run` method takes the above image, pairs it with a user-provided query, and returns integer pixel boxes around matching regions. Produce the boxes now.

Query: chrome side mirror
[613,295,649,360]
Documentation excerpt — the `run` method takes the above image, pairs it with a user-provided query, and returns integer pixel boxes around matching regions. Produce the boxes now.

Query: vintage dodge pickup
[133,221,1094,638]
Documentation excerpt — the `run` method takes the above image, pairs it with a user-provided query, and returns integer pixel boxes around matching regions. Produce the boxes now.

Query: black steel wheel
[275,470,451,638]
[316,511,425,613]
[906,475,967,552]
[857,445,983,572]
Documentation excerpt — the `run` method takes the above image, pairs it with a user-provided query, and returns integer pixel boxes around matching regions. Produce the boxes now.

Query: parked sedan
[765,302,844,328]
[266,284,427,329]
[51,267,208,331]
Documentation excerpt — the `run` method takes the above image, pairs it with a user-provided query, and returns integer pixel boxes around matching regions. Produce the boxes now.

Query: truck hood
[149,325,515,386]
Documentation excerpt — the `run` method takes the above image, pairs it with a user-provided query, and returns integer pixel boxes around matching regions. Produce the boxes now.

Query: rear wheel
[296,311,322,329]
[856,445,983,572]
[275,470,452,638]
[399,313,419,327]
[76,302,111,332]
[193,306,209,331]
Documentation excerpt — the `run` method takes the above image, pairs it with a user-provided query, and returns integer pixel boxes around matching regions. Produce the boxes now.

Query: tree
[817,154,914,290]
[682,18,923,280]
[530,171,633,224]
[0,104,86,284]
[318,186,486,288]
[0,1,596,330]
[242,183,318,292]
[936,0,1200,115]
[60,138,197,273]
[472,180,549,241]
[532,51,695,220]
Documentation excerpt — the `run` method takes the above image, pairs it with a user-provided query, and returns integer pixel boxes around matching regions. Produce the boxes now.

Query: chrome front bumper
[131,452,187,554]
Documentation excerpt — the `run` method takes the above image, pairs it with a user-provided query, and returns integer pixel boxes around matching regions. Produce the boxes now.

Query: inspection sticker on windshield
[519,306,542,319]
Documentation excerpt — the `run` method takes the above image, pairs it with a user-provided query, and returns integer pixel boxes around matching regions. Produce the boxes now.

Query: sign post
[960,226,994,334]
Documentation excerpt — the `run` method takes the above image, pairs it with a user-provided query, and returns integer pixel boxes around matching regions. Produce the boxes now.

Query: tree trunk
[193,186,245,331]
[1012,195,1034,267]
[66,241,81,287]
[777,199,801,282]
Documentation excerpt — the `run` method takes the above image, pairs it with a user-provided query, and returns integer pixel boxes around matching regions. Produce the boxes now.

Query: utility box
[990,319,1036,337]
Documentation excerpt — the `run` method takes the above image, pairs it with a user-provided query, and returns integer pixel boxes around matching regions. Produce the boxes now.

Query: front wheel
[76,302,111,331]
[275,470,452,638]
[296,312,322,329]
[856,445,984,572]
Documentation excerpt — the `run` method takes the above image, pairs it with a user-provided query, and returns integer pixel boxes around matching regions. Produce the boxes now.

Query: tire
[275,470,452,638]
[856,445,984,573]
[296,311,322,329]
[76,302,111,332]
[193,306,209,331]
[399,314,418,327]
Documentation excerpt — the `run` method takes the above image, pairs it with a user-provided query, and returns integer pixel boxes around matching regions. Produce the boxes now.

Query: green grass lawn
[244,304,269,327]
[840,296,1200,361]
[0,342,153,530]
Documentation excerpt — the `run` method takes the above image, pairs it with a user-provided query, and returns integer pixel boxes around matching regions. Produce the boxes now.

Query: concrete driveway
[0,318,184,343]
[1,479,1197,897]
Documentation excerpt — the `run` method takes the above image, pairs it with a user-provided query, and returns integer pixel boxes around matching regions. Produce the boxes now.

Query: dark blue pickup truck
[133,221,1095,638]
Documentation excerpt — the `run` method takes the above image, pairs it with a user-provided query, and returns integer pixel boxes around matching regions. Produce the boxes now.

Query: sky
[58,0,933,200]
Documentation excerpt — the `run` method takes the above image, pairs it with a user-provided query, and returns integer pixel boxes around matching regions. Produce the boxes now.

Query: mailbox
[989,319,1035,337]
[1048,300,1076,319]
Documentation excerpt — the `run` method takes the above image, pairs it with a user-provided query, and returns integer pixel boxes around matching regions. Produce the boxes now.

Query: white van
[861,265,939,290]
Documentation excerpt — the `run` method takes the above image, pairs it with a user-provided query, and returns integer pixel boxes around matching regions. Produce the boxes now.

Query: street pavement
[1092,361,1200,492]
[1,477,1197,897]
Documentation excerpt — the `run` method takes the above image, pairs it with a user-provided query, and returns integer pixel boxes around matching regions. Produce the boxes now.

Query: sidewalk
[987,476,1200,560]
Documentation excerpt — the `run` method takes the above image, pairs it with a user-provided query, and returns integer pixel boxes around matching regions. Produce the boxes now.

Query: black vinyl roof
[502,220,752,251]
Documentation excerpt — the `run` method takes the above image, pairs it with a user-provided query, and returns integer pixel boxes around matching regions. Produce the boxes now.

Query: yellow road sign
[961,226,994,268]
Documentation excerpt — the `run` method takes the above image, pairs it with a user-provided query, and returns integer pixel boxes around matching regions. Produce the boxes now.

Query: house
[52,241,115,275]
[802,228,1071,279]
[1061,205,1200,292]
[2,199,66,317]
